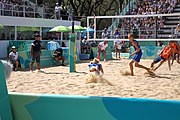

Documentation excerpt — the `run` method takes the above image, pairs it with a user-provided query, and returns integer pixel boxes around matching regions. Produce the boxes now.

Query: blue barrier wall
[1,60,180,120]
[8,93,180,120]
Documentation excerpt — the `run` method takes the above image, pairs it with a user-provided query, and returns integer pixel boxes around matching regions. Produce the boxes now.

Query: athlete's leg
[154,60,165,71]
[135,62,150,71]
[176,54,180,64]
[129,60,135,76]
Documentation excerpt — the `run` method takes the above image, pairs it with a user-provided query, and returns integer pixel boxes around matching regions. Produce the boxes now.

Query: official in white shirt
[9,46,19,71]
[97,40,108,61]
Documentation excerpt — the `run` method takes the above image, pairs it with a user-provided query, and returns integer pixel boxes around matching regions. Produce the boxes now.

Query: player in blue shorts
[88,58,104,76]
[128,33,150,76]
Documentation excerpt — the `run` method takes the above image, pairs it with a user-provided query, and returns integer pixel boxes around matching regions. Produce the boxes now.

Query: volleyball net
[86,13,180,42]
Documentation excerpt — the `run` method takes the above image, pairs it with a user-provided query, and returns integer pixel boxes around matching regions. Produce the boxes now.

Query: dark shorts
[31,51,40,63]
[153,56,166,63]
[115,47,121,52]
[98,49,106,54]
[132,52,142,62]
[10,60,17,65]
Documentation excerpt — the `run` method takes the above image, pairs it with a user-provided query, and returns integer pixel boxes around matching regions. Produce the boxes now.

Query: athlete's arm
[174,41,180,53]
[171,49,175,66]
[168,57,171,71]
[130,41,140,56]
[158,46,166,56]
[100,64,104,76]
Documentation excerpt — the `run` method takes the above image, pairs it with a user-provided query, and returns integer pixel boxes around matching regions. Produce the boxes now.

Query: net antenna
[87,13,180,41]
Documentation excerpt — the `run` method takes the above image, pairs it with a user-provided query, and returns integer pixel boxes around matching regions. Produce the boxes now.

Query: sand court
[7,59,180,100]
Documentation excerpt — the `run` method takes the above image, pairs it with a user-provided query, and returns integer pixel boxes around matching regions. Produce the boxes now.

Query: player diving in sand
[128,33,151,76]
[88,58,104,76]
[150,41,174,71]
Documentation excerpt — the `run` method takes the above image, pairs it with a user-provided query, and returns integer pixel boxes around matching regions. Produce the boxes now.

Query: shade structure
[49,26,71,32]
[83,27,94,33]
[17,26,40,32]
[68,25,86,32]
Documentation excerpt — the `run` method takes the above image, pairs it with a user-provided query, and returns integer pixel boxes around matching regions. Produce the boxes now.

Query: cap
[12,46,16,49]
[34,33,41,37]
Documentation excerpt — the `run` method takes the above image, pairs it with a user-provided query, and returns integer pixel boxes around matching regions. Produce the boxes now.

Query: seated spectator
[53,47,65,66]
[61,42,66,47]
[9,46,19,71]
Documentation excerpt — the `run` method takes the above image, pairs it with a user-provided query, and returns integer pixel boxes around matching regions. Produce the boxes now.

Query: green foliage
[45,0,126,29]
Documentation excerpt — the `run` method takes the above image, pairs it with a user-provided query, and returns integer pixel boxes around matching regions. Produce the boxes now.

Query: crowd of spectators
[43,2,71,20]
[0,0,70,19]
[120,0,178,38]
[0,0,39,18]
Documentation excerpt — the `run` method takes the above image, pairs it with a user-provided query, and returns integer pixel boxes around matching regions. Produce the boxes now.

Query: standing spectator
[9,46,19,71]
[114,35,122,59]
[30,34,42,72]
[55,3,61,19]
[101,28,109,39]
[113,28,121,38]
[97,40,108,61]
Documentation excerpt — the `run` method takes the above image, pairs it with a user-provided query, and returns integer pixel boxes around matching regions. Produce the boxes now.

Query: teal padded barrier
[8,92,180,120]
[0,61,13,120]
[18,49,80,69]
[9,40,80,69]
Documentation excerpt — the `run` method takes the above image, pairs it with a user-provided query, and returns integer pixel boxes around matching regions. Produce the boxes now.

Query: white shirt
[98,42,108,51]
[101,32,109,39]
[55,6,60,13]
[9,52,18,61]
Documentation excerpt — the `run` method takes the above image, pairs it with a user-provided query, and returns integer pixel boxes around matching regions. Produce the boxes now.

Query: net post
[94,15,96,40]
[87,17,90,40]
[69,9,76,73]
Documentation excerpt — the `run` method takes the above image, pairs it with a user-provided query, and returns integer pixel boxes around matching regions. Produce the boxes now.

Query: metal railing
[0,3,70,20]
[95,27,177,39]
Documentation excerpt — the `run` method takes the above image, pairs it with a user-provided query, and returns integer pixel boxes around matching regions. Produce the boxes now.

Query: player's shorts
[98,49,106,54]
[132,51,142,62]
[31,51,40,63]
[153,56,166,63]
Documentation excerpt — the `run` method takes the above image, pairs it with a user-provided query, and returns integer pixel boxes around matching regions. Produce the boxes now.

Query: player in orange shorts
[150,41,174,71]
[170,41,180,64]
